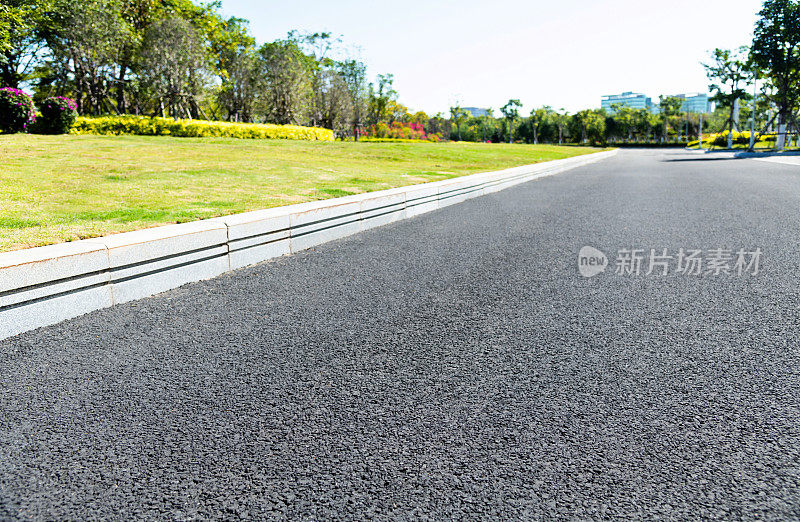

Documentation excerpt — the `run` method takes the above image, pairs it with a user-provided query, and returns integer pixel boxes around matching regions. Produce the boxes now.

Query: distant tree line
[441,0,800,149]
[2,0,798,147]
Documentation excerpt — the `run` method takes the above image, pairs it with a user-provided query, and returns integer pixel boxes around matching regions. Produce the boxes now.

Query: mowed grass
[0,134,602,251]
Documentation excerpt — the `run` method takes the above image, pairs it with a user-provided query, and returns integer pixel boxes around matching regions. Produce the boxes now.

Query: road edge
[0,149,618,341]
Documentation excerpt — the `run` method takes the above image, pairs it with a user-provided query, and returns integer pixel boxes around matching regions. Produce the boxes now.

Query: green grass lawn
[0,134,603,252]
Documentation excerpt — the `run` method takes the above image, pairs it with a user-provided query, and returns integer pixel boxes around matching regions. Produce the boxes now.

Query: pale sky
[220,0,762,115]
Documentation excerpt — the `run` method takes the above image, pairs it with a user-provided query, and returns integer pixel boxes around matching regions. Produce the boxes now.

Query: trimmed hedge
[71,115,335,141]
[612,142,688,148]
[0,87,36,133]
[688,131,776,148]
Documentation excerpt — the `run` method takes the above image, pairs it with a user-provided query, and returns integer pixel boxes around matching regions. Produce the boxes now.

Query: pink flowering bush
[364,121,441,142]
[0,87,36,133]
[38,96,78,134]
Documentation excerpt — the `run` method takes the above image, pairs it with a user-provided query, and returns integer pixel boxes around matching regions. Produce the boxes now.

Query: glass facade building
[670,93,712,114]
[600,92,655,113]
[463,107,490,117]
[601,92,713,114]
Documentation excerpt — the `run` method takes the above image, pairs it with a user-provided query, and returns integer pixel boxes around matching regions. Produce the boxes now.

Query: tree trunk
[116,63,127,114]
[777,113,786,150]
[728,103,735,149]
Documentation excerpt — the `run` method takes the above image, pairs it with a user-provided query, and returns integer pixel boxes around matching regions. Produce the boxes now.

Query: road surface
[1,149,799,520]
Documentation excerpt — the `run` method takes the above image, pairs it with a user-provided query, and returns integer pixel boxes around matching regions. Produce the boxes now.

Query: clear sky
[219,0,762,115]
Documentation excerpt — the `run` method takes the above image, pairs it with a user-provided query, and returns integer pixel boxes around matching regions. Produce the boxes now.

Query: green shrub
[71,115,334,141]
[711,131,752,146]
[0,87,36,133]
[38,96,78,134]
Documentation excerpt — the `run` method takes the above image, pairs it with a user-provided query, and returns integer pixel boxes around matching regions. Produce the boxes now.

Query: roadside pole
[750,72,757,150]
[699,112,703,149]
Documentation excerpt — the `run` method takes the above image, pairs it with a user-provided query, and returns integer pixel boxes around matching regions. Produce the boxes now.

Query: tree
[338,58,367,139]
[387,99,408,123]
[573,109,606,145]
[658,96,684,142]
[42,0,127,114]
[553,109,569,144]
[113,0,164,114]
[426,112,448,139]
[216,17,259,122]
[367,73,396,125]
[751,0,800,150]
[704,47,751,149]
[529,106,550,145]
[139,16,208,119]
[290,31,342,128]
[449,104,469,141]
[479,108,494,142]
[0,0,47,89]
[315,67,352,134]
[635,108,657,141]
[613,104,636,140]
[258,38,311,125]
[500,98,521,143]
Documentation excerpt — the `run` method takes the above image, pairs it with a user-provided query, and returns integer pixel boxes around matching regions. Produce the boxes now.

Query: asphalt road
[1,149,799,520]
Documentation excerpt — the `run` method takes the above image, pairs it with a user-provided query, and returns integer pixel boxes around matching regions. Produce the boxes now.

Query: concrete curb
[0,149,618,340]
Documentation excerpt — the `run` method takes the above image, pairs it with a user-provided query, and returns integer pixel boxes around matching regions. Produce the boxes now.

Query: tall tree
[613,104,636,140]
[258,38,311,124]
[658,95,684,142]
[573,109,605,144]
[42,0,126,114]
[634,108,657,141]
[0,0,47,88]
[115,0,164,114]
[367,73,396,125]
[479,108,494,142]
[500,99,521,143]
[751,0,800,150]
[704,47,751,149]
[529,106,550,145]
[338,58,367,139]
[139,15,208,119]
[553,109,569,144]
[316,67,351,133]
[449,104,469,141]
[291,30,341,128]
[216,17,259,121]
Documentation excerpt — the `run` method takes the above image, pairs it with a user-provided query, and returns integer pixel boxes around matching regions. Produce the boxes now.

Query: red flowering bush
[0,87,36,133]
[38,96,78,134]
[364,121,441,142]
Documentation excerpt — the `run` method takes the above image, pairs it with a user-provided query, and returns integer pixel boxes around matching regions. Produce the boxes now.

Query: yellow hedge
[688,131,776,148]
[71,115,334,141]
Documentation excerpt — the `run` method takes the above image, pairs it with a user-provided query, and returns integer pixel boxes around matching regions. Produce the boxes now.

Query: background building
[600,92,656,114]
[601,91,714,114]
[669,93,713,114]
[463,107,491,117]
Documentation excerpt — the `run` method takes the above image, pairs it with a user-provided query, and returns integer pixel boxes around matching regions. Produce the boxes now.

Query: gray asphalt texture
[1,149,800,520]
